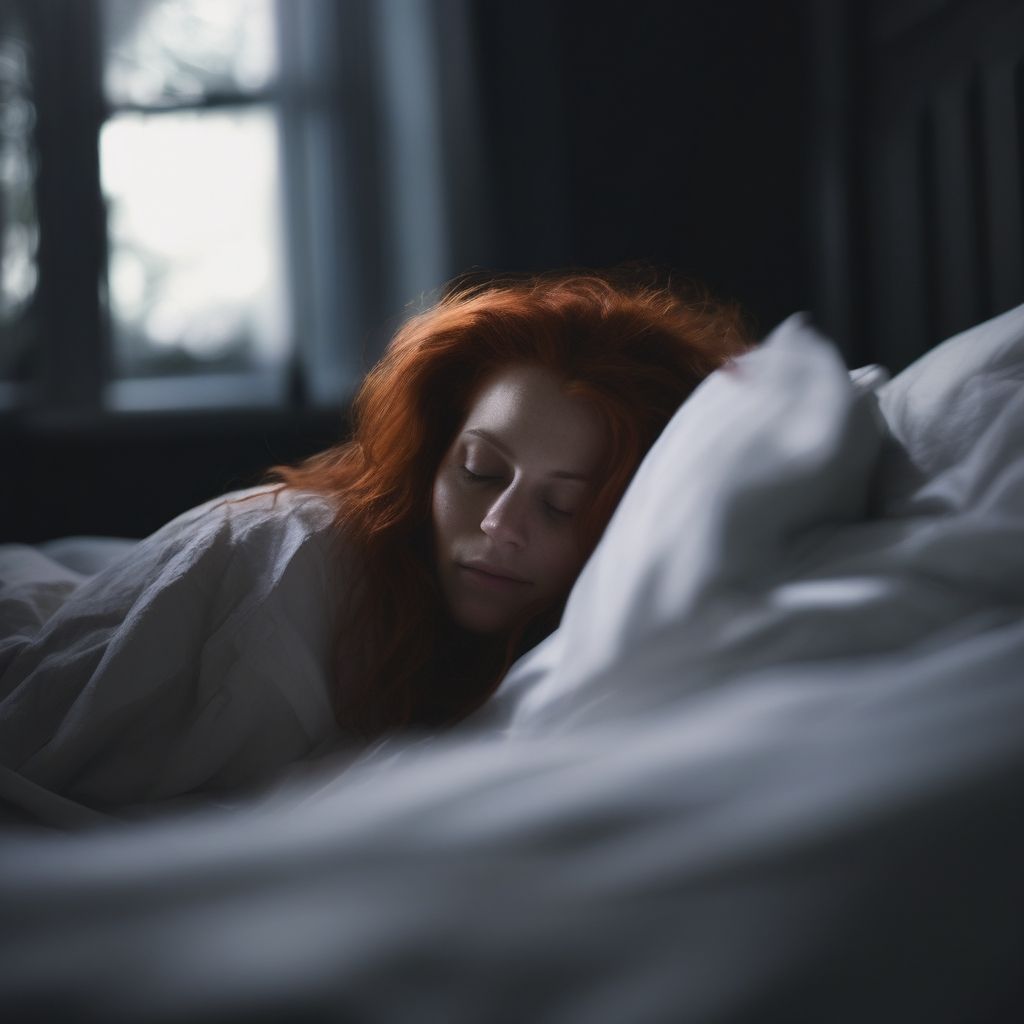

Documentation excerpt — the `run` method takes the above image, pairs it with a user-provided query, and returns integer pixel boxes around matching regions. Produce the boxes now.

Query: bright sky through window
[99,0,287,379]
[0,30,37,324]
[103,0,277,105]
[101,109,287,373]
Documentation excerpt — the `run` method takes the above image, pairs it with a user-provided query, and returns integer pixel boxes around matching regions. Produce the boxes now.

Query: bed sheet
[0,305,1022,1022]
[0,486,345,813]
[479,308,1024,735]
[1,615,1022,1022]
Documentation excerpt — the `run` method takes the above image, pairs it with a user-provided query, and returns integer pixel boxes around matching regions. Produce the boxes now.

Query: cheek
[431,474,453,543]
[533,532,587,595]
[432,469,472,544]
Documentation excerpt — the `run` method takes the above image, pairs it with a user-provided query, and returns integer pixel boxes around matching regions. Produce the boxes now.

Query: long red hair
[271,271,751,738]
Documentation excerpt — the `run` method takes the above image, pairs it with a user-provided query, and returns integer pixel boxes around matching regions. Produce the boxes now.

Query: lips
[458,561,531,586]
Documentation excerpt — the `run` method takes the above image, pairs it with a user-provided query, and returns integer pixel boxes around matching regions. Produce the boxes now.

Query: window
[0,2,37,404]
[0,0,484,421]
[101,0,289,409]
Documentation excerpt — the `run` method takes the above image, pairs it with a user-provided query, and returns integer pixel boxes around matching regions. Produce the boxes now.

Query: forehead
[461,364,607,472]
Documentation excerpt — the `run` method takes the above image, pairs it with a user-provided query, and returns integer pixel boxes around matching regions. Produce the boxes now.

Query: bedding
[0,486,346,815]
[480,306,1024,734]
[1,304,1022,1022]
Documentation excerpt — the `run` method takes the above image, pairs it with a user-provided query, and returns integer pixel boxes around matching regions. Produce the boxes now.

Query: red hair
[271,271,751,738]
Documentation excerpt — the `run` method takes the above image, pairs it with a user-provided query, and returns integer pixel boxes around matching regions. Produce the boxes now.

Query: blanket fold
[0,486,345,812]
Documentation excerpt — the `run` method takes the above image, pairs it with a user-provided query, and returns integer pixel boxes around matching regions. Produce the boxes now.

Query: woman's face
[431,364,607,634]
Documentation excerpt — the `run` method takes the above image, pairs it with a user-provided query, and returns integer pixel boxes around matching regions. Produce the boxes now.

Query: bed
[1,303,1022,1022]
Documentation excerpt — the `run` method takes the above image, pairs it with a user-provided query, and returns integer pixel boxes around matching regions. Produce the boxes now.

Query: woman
[270,271,751,739]
[0,270,749,814]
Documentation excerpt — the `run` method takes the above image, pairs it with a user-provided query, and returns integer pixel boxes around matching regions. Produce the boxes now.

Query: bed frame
[810,0,1024,370]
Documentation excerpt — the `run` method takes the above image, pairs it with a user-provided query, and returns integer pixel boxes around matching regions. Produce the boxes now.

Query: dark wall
[804,0,1024,369]
[475,0,810,335]
[2,410,346,542]
[856,0,1024,369]
[5,0,1019,542]
[3,0,813,543]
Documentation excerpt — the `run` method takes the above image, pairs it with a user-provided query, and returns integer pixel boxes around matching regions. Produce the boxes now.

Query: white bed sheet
[1,305,1022,1022]
[3,626,1024,1022]
[0,486,345,813]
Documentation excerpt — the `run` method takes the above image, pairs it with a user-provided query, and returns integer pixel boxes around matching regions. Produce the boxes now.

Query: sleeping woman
[0,271,750,814]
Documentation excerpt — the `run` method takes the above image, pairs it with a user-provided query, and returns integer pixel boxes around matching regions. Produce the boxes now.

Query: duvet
[1,307,1022,1022]
[0,484,346,813]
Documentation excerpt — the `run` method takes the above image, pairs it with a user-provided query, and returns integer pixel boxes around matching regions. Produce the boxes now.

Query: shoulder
[182,483,336,527]
[215,484,339,540]
[148,484,341,552]
[195,485,356,586]
[118,485,355,615]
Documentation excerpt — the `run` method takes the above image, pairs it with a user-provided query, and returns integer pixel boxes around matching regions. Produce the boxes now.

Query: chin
[451,605,515,636]
[442,588,521,635]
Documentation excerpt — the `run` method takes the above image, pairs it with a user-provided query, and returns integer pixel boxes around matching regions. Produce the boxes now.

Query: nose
[480,485,528,548]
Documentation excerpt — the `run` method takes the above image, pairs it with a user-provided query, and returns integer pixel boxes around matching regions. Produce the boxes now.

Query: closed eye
[544,502,573,519]
[460,465,500,484]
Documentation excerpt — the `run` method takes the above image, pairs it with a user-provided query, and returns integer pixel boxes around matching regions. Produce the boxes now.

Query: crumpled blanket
[0,307,1023,1022]
[0,486,345,812]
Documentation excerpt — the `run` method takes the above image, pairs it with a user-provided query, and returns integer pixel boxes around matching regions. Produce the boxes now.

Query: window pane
[102,0,277,106]
[0,12,38,383]
[100,107,288,380]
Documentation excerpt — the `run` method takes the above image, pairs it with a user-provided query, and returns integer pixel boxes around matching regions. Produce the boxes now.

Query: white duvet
[0,486,345,814]
[1,307,1022,1022]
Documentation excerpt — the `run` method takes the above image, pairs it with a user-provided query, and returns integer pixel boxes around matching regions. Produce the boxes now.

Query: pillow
[479,305,1024,737]
[479,315,885,733]
[873,302,1024,515]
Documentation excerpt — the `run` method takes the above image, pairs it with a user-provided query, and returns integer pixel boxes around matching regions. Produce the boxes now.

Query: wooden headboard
[808,0,1024,370]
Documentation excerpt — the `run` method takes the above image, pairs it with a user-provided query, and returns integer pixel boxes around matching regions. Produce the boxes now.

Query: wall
[3,0,815,541]
[474,0,811,335]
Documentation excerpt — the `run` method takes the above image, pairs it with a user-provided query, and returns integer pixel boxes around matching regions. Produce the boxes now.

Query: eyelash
[460,465,574,520]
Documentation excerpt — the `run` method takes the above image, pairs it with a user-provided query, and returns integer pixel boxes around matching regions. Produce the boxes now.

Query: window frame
[1,0,482,435]
[23,0,108,425]
[3,0,328,432]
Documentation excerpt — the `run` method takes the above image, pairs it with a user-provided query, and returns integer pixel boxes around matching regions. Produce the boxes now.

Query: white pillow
[873,302,1024,515]
[480,305,1024,737]
[481,315,885,732]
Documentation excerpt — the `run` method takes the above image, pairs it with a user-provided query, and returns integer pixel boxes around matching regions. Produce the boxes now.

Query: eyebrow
[464,428,593,482]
